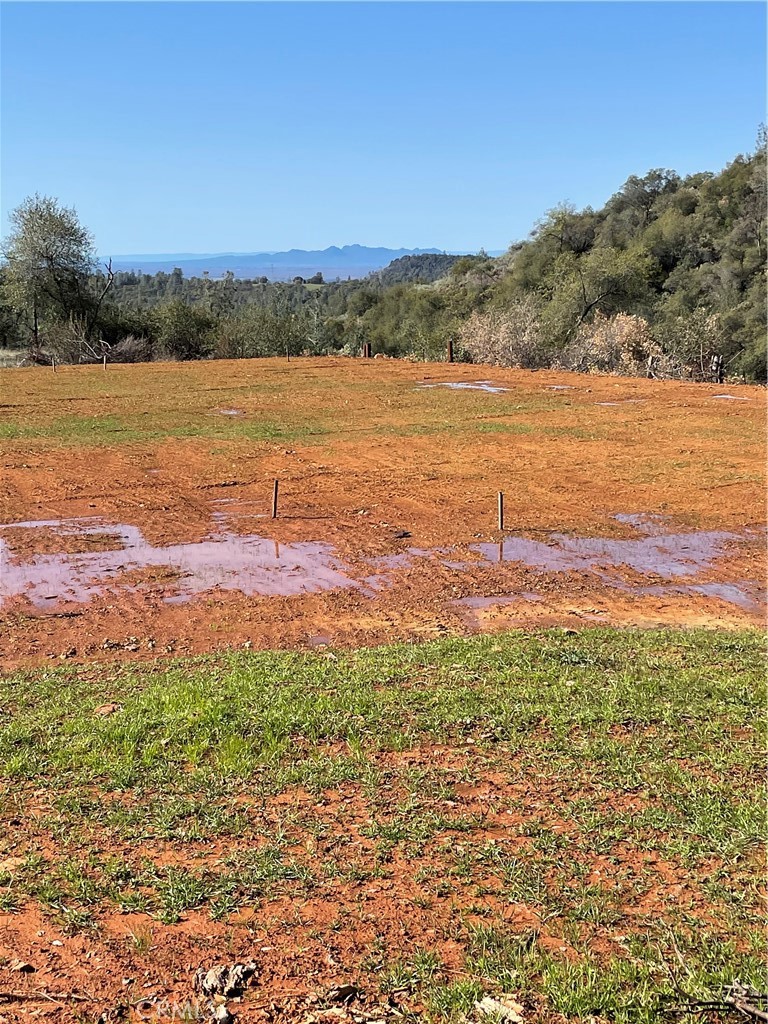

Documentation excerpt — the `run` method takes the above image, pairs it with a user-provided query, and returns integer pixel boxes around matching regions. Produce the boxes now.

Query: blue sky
[1,2,765,255]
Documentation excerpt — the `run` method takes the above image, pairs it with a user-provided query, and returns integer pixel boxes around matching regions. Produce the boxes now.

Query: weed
[128,924,154,954]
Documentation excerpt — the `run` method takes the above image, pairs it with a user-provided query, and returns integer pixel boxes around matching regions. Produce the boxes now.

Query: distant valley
[105,244,475,281]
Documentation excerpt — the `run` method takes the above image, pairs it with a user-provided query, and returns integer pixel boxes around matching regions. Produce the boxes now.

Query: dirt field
[0,358,764,667]
[0,358,765,1022]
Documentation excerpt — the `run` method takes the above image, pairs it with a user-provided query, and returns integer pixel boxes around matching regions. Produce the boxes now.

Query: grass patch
[0,628,763,1020]
[0,414,327,446]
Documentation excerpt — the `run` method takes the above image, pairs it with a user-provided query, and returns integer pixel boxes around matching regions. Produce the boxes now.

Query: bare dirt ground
[1,358,765,669]
[0,359,764,1022]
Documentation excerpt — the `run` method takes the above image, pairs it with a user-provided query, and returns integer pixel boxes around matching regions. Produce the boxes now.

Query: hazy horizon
[102,244,466,260]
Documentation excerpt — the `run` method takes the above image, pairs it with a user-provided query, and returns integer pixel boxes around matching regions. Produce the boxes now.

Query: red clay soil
[0,358,765,668]
[0,741,747,1023]
[0,359,763,1020]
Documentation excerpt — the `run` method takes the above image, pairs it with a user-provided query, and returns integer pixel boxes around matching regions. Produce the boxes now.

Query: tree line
[1,134,765,379]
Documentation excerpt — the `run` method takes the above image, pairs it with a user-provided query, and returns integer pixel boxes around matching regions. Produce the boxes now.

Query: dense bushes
[459,298,548,369]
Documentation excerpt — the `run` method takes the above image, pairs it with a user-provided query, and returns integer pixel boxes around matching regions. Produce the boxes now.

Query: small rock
[9,959,35,973]
[327,984,359,1005]
[475,994,524,1022]
[214,1007,235,1023]
[393,530,411,539]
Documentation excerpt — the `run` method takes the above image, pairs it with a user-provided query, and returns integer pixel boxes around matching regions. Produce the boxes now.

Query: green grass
[0,414,327,446]
[4,406,581,446]
[0,628,764,1020]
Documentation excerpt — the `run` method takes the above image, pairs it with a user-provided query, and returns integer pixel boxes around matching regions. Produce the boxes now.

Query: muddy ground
[0,358,765,668]
[0,359,764,1023]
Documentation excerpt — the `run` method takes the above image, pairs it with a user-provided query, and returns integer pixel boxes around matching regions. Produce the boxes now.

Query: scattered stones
[300,1000,396,1023]
[213,1006,235,1023]
[100,636,154,653]
[194,961,258,999]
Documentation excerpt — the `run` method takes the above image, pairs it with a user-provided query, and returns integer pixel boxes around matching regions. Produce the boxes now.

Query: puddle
[474,529,741,578]
[546,385,574,391]
[625,581,765,612]
[417,381,510,394]
[687,581,764,611]
[0,511,762,617]
[712,394,750,401]
[216,408,244,416]
[0,518,360,608]
[470,516,763,613]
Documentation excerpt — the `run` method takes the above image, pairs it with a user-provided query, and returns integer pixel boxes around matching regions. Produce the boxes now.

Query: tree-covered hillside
[2,137,765,379]
[369,253,464,286]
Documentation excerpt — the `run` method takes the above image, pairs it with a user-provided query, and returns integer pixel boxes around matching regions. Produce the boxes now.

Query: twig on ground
[0,989,90,1004]
[665,984,768,1022]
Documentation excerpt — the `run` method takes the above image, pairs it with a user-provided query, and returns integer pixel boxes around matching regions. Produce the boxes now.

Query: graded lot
[0,358,765,666]
[0,359,764,1022]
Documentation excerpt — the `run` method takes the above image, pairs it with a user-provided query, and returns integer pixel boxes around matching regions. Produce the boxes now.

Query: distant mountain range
[105,244,469,282]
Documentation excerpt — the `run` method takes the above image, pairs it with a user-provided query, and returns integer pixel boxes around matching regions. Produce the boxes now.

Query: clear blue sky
[1,2,765,256]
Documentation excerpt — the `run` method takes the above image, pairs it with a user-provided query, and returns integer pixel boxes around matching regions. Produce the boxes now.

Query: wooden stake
[52,356,56,373]
[497,491,504,531]
[103,354,107,370]
[447,335,454,363]
[271,479,279,519]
